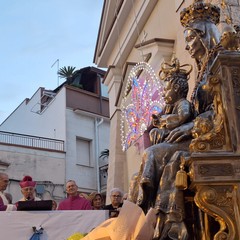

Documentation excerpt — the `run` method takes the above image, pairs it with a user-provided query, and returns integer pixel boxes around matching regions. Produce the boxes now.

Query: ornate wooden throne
[188,51,240,240]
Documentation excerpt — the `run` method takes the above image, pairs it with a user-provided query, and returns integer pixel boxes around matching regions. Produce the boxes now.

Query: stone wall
[210,0,240,26]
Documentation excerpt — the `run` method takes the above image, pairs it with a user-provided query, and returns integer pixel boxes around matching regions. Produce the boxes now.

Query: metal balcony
[0,131,64,152]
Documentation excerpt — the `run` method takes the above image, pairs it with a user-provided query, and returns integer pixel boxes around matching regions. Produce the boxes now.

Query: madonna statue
[128,0,222,239]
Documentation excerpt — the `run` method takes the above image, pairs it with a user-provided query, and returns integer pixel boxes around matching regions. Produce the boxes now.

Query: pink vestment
[0,194,7,211]
[0,192,16,211]
[58,195,92,210]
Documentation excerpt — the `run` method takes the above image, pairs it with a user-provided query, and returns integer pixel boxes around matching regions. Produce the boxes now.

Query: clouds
[0,0,104,124]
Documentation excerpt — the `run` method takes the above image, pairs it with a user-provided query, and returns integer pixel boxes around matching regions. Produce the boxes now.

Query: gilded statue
[128,0,222,239]
[149,57,193,145]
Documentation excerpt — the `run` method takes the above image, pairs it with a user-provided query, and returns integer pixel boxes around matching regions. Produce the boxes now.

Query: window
[76,138,92,166]
[101,83,108,98]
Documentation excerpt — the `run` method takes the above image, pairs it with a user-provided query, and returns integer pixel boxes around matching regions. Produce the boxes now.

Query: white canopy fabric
[0,210,108,240]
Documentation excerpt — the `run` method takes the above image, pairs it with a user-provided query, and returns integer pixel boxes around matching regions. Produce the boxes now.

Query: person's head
[66,180,78,197]
[0,173,9,192]
[90,192,104,210]
[19,176,36,200]
[181,1,220,64]
[110,188,123,207]
[79,192,91,201]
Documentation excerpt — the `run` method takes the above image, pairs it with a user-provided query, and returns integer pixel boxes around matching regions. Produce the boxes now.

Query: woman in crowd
[103,188,123,217]
[89,192,104,210]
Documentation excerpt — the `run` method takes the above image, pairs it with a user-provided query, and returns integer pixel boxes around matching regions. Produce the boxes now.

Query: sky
[0,0,104,124]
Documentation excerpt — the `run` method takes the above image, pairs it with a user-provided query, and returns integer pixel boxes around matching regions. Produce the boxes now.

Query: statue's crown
[159,56,192,80]
[180,0,220,27]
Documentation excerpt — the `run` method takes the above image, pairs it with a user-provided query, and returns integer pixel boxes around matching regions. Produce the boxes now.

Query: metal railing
[0,131,64,151]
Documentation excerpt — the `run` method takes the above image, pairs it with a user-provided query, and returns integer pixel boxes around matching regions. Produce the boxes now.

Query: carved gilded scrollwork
[194,185,236,240]
[198,163,233,177]
[190,75,227,152]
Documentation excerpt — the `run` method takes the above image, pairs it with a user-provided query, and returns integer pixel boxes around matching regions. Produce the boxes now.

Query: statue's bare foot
[159,221,188,240]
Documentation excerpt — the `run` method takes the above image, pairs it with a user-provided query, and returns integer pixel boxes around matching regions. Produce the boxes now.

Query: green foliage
[99,149,109,158]
[57,66,76,79]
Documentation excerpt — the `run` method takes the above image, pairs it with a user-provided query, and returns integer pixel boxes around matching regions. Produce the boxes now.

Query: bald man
[57,180,91,210]
[0,173,16,211]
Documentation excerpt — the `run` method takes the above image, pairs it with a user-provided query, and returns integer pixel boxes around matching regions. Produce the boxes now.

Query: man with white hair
[18,175,41,202]
[0,172,16,211]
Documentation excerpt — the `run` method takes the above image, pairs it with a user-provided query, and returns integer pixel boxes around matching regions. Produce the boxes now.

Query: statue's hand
[165,122,194,143]
[149,128,166,144]
[152,114,161,127]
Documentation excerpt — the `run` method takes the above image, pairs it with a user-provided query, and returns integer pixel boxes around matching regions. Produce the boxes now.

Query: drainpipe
[97,74,103,114]
[95,117,104,193]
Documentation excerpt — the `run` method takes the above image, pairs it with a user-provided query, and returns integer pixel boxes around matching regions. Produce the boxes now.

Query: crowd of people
[0,172,126,215]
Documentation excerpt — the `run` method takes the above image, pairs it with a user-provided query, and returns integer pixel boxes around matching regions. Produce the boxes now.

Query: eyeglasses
[111,195,121,198]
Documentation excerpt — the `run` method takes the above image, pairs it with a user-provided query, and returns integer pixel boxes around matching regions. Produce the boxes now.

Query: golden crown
[180,0,220,27]
[159,56,192,80]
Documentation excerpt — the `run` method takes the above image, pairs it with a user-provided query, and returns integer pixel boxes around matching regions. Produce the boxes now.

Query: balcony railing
[0,131,64,152]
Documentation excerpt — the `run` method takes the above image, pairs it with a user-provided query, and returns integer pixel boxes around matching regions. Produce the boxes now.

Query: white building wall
[98,120,110,154]
[0,84,110,196]
[0,87,66,141]
[0,144,65,203]
[96,119,110,189]
[65,109,110,193]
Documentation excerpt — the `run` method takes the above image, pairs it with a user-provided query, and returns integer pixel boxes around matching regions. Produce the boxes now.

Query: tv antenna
[51,59,60,86]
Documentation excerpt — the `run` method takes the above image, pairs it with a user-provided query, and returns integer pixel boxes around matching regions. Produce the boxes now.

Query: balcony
[66,86,109,118]
[0,131,64,152]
